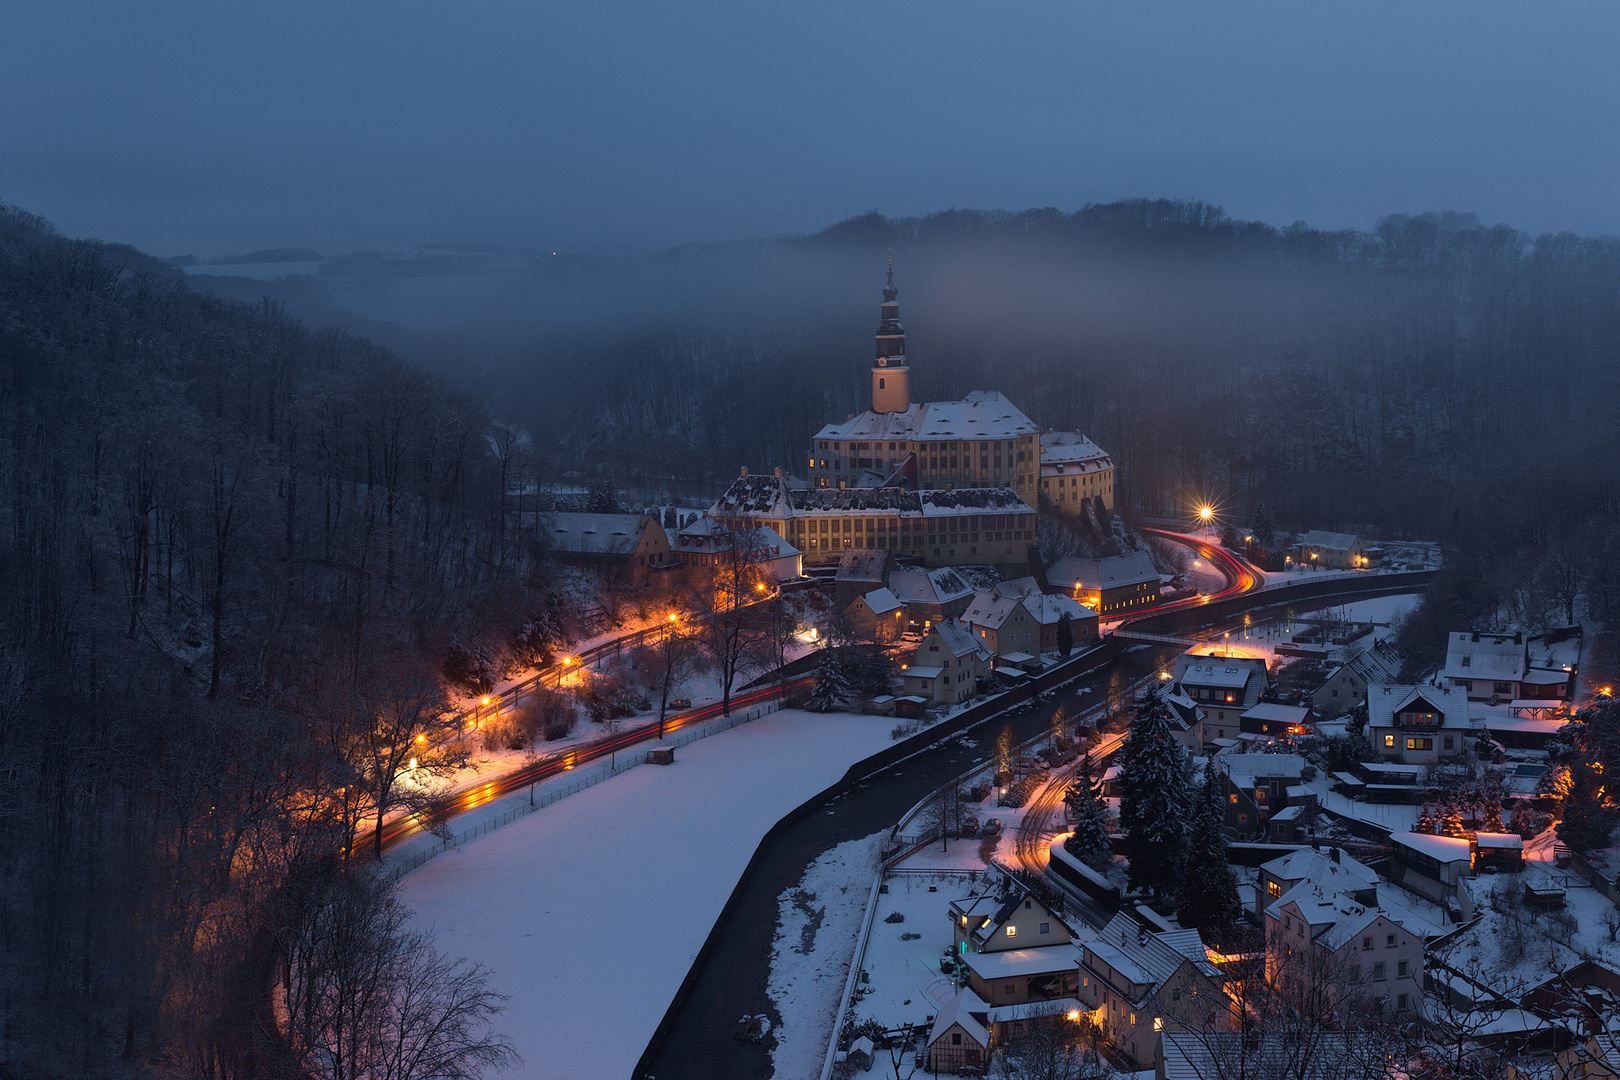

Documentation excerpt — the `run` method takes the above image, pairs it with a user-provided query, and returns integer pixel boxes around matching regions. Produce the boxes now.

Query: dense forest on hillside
[0,205,541,1076]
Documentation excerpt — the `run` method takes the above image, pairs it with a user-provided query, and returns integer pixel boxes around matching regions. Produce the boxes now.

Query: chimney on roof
[1472,632,1480,643]
[1330,847,1341,864]
[740,466,748,477]
[1137,927,1149,946]
[774,467,782,479]
[1514,631,1522,645]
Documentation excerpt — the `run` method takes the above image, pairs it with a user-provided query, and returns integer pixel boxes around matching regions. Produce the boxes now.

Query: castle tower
[871,267,910,413]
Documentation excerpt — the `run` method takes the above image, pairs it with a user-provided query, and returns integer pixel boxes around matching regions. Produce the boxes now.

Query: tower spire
[871,264,909,413]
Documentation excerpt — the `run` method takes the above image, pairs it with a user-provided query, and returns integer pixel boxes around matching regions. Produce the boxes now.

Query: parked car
[958,816,979,837]
[981,818,1002,836]
[668,698,692,710]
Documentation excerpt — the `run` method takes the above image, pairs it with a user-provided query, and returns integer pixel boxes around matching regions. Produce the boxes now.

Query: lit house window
[1006,925,1017,938]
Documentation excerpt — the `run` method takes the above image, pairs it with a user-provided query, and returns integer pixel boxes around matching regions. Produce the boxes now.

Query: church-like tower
[871,268,910,413]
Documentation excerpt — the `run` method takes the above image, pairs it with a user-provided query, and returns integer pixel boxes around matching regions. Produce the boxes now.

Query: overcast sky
[4,2,1616,257]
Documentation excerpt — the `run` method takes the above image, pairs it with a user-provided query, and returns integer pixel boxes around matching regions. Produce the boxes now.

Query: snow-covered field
[766,832,886,1080]
[397,708,897,1080]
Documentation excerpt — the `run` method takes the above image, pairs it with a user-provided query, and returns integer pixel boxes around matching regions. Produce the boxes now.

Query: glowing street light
[1198,505,1214,523]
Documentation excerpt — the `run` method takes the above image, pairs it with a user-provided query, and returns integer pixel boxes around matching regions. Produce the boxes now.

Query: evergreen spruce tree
[1483,795,1505,833]
[1118,690,1191,898]
[1063,753,1113,871]
[807,643,853,713]
[1558,764,1615,853]
[1415,803,1437,834]
[1056,611,1074,658]
[1252,503,1275,547]
[1177,762,1242,937]
[1438,799,1468,839]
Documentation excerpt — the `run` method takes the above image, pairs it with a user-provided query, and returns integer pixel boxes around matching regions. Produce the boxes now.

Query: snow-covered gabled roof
[960,945,1080,981]
[675,522,798,559]
[1441,631,1527,683]
[926,619,992,661]
[1367,683,1464,729]
[547,512,656,556]
[1259,848,1378,897]
[853,587,903,616]
[889,567,975,606]
[1022,591,1094,626]
[1159,1031,1380,1080]
[927,988,990,1048]
[1298,530,1362,551]
[1046,551,1159,591]
[816,390,1039,443]
[961,591,1026,631]
[1082,913,1219,1004]
[1343,641,1403,686]
[1270,881,1383,951]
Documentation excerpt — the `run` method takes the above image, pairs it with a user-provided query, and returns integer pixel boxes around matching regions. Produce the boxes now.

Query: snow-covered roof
[1260,848,1378,895]
[925,620,993,661]
[1241,702,1310,725]
[962,591,1027,631]
[707,473,1035,521]
[1159,1031,1379,1080]
[1528,627,1582,673]
[1298,530,1361,551]
[1341,641,1403,686]
[995,576,1044,598]
[960,945,1080,981]
[1441,631,1527,684]
[836,547,891,582]
[889,567,975,606]
[1082,913,1218,1002]
[905,665,944,679]
[985,997,1081,1025]
[1220,753,1306,784]
[816,390,1039,443]
[1174,655,1266,691]
[1270,880,1383,951]
[1391,831,1472,863]
[853,587,903,616]
[1039,431,1112,473]
[1367,683,1465,731]
[1046,551,1159,592]
[927,988,990,1048]
[1021,591,1094,626]
[547,512,657,556]
[1476,832,1524,850]
[674,523,798,560]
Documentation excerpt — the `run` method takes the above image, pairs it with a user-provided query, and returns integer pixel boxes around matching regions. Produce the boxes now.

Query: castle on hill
[706,271,1116,574]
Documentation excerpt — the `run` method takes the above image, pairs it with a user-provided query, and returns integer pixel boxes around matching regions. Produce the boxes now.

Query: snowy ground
[397,709,898,1080]
[766,832,886,1080]
[847,871,984,1034]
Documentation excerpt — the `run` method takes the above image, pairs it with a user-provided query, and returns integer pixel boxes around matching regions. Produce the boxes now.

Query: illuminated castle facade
[707,272,1115,571]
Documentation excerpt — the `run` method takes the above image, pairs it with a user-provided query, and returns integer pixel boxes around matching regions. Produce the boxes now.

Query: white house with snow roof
[1255,846,1379,916]
[960,590,1041,667]
[1296,530,1367,569]
[1310,640,1402,719]
[1266,877,1426,1018]
[1038,430,1115,513]
[1367,683,1472,763]
[1440,630,1529,701]
[994,576,1099,653]
[546,511,673,586]
[1169,655,1268,738]
[888,566,976,631]
[904,621,993,704]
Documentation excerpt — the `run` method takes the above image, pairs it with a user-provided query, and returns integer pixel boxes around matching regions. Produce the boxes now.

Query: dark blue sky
[5,1,1616,256]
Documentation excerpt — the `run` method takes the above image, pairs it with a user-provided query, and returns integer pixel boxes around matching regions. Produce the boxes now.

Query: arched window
[878,378,886,389]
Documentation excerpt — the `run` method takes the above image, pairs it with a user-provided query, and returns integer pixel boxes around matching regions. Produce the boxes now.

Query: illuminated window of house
[1383,734,1395,747]
[1267,881,1282,898]
[1006,925,1017,938]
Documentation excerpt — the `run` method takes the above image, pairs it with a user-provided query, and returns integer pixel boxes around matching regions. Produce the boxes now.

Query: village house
[1165,691,1207,752]
[1386,832,1475,921]
[1265,877,1427,1019]
[1296,530,1368,569]
[960,589,1041,667]
[1218,753,1311,840]
[546,511,673,586]
[888,566,976,632]
[948,867,1074,956]
[1441,630,1530,702]
[1309,641,1402,719]
[994,576,1100,653]
[1077,913,1228,1069]
[1254,846,1379,917]
[1367,683,1472,763]
[925,989,992,1074]
[1046,551,1162,616]
[1240,701,1312,737]
[1524,626,1583,702]
[903,621,993,704]
[1169,655,1268,739]
[844,587,905,643]
[670,516,801,588]
[961,947,1082,1010]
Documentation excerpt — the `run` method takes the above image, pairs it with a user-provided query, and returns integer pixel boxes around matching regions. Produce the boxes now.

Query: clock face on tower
[878,357,887,367]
